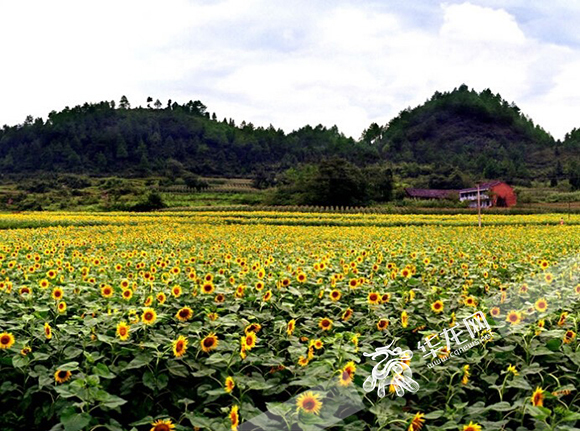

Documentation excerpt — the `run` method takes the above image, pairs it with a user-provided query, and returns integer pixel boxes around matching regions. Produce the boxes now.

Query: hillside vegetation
[0,86,579,190]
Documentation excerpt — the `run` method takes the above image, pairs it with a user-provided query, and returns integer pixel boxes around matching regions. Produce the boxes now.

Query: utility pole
[477,184,482,228]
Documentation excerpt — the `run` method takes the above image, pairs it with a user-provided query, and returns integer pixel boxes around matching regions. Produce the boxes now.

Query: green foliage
[131,191,166,212]
[271,158,393,206]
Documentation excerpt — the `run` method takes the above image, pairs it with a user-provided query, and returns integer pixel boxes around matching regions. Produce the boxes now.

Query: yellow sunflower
[506,310,522,325]
[342,308,353,321]
[44,322,52,339]
[171,285,182,297]
[338,361,356,386]
[150,419,175,431]
[563,330,576,344]
[377,319,389,331]
[367,292,380,305]
[0,332,15,349]
[408,412,425,431]
[431,300,444,313]
[201,332,219,353]
[296,391,323,415]
[531,386,545,407]
[101,285,113,298]
[230,405,239,431]
[244,331,257,350]
[201,282,215,294]
[225,376,235,393]
[329,289,341,301]
[175,306,193,322]
[318,317,333,331]
[287,319,296,336]
[51,287,64,301]
[462,422,482,431]
[141,307,157,325]
[116,321,130,341]
[55,300,66,312]
[534,298,548,313]
[54,369,72,384]
[172,335,188,358]
[401,310,409,328]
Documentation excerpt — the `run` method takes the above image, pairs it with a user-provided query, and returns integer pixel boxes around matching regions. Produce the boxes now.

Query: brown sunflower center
[58,371,68,378]
[179,310,189,317]
[154,425,170,431]
[1,335,10,345]
[144,312,153,320]
[204,338,215,348]
[303,400,315,410]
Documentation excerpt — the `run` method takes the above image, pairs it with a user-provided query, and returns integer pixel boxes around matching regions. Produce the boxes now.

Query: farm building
[458,181,516,208]
[405,181,516,208]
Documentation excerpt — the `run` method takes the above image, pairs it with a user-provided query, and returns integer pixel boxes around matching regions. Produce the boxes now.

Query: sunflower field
[0,211,579,431]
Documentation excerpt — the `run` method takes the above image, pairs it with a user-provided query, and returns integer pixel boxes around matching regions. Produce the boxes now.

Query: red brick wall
[490,183,517,207]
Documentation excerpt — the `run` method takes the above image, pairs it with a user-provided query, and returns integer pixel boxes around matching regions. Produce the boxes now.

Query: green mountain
[0,99,373,177]
[0,86,578,184]
[363,84,578,182]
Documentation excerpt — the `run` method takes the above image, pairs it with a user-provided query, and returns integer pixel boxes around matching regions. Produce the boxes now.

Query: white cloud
[1,0,579,140]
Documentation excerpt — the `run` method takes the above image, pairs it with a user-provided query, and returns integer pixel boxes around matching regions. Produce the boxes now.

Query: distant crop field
[0,212,578,430]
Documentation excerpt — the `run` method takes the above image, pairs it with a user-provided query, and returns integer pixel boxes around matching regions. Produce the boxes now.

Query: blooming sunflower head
[54,369,72,384]
[408,412,425,431]
[376,319,389,331]
[431,300,444,313]
[44,322,52,339]
[342,308,353,321]
[462,422,482,431]
[367,292,380,304]
[229,405,239,430]
[329,289,341,301]
[286,319,296,336]
[506,310,522,325]
[296,391,323,415]
[244,331,257,350]
[142,307,157,325]
[531,386,545,407]
[563,330,576,344]
[201,332,219,353]
[175,306,193,322]
[101,285,113,298]
[150,419,175,431]
[116,321,130,341]
[225,376,235,393]
[318,318,333,331]
[0,332,15,349]
[172,335,188,358]
[534,298,548,313]
[338,361,356,387]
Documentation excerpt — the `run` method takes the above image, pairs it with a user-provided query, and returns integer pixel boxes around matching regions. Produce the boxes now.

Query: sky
[1,0,580,140]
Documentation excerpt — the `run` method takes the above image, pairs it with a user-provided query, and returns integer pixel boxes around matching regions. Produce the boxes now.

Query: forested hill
[361,84,578,180]
[0,86,578,181]
[0,100,375,177]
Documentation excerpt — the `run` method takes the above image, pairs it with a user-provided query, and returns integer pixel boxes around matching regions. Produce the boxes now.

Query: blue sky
[1,0,579,140]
